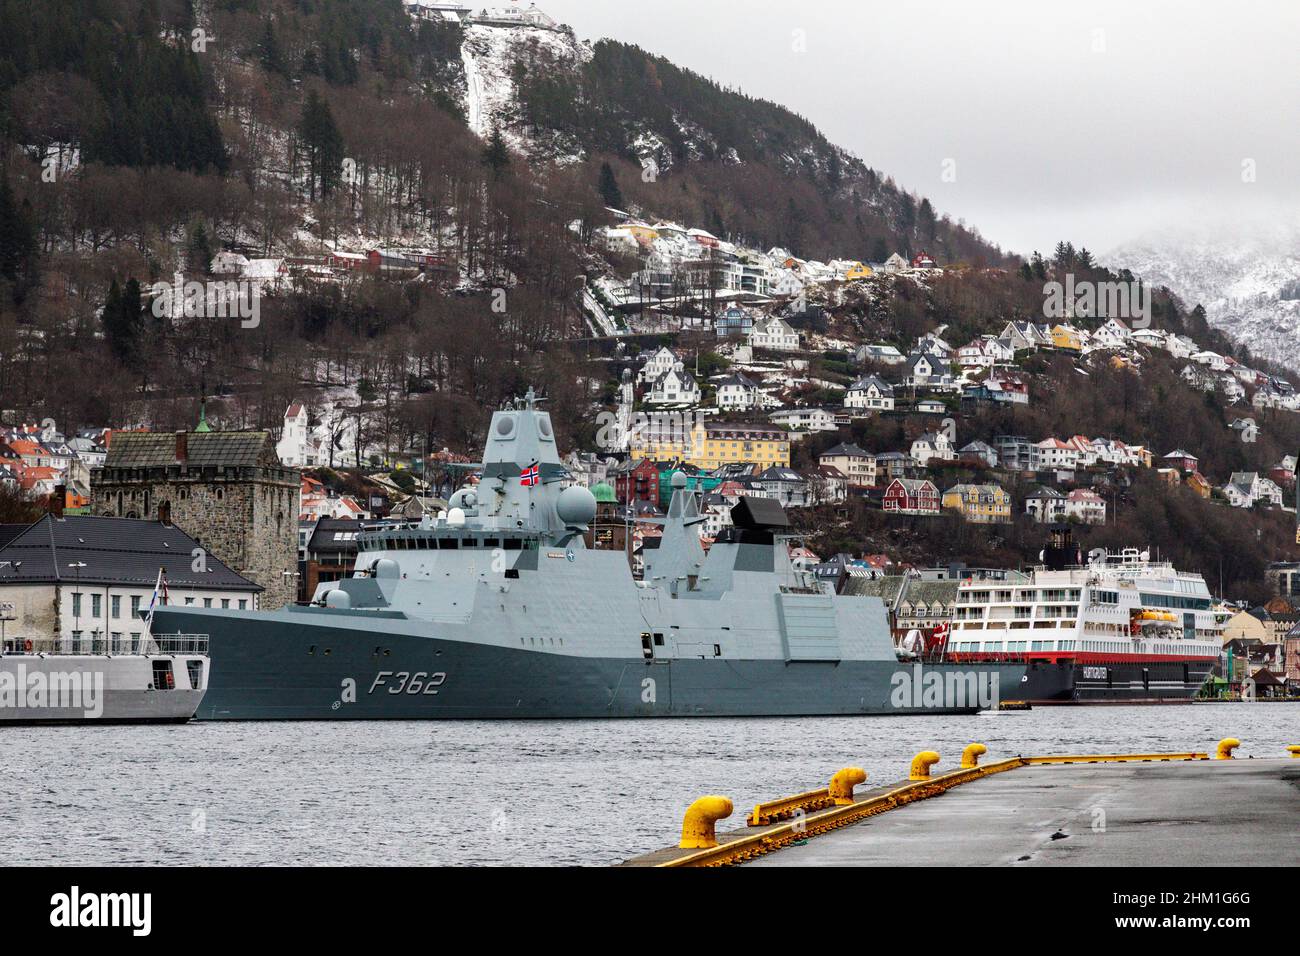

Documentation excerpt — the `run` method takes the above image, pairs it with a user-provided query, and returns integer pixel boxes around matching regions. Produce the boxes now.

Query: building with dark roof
[0,514,260,651]
[91,425,300,609]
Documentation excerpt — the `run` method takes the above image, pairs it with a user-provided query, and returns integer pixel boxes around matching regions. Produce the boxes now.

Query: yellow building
[630,421,790,469]
[623,222,659,245]
[844,262,873,281]
[941,483,1012,523]
[1050,325,1083,351]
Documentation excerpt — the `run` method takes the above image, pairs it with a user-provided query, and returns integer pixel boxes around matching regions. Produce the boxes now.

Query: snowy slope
[1107,222,1300,365]
[458,22,591,155]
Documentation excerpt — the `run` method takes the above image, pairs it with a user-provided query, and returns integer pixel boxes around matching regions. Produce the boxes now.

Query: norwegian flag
[520,462,540,486]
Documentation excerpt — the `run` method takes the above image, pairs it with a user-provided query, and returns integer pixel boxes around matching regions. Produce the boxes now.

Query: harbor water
[3,704,1296,866]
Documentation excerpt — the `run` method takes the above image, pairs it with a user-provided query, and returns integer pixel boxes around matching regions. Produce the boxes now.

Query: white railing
[1,634,208,656]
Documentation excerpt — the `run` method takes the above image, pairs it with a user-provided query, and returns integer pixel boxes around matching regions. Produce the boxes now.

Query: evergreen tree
[481,126,511,177]
[102,278,144,369]
[1031,252,1047,280]
[187,220,214,275]
[597,162,623,209]
[918,198,937,241]
[258,20,288,77]
[298,91,346,201]
[0,176,37,296]
[870,238,889,263]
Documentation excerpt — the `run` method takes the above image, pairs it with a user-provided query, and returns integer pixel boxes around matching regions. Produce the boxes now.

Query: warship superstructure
[152,390,1023,720]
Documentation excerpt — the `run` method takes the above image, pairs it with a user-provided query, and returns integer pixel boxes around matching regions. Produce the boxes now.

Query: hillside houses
[819,442,876,487]
[903,351,954,389]
[844,375,895,411]
[714,373,762,410]
[1223,472,1284,509]
[855,344,906,366]
[999,320,1052,353]
[910,431,956,466]
[749,315,799,351]
[1065,488,1107,523]
[956,336,1015,369]
[768,407,842,432]
[882,477,940,515]
[647,364,701,405]
[942,483,1012,523]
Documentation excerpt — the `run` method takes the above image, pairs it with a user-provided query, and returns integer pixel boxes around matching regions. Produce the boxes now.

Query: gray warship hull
[151,606,1024,720]
[150,390,1023,721]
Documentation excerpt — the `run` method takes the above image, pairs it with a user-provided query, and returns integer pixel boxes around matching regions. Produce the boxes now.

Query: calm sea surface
[4,704,1296,866]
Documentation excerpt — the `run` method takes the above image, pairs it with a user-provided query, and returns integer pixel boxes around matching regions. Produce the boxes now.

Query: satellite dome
[556,485,597,527]
[671,471,687,489]
[449,488,477,510]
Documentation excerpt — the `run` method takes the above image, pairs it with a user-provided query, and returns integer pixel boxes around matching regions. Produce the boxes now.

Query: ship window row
[1093,590,1119,604]
[961,588,1081,605]
[957,605,1076,620]
[1138,592,1209,610]
[366,536,536,551]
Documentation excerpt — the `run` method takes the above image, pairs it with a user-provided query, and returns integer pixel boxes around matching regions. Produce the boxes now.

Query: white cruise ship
[945,531,1224,703]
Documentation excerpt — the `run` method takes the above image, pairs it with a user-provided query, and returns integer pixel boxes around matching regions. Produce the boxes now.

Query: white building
[637,346,679,384]
[647,365,701,405]
[0,515,262,649]
[1064,488,1107,524]
[748,315,799,352]
[276,403,323,468]
[910,431,956,466]
[714,373,761,411]
[844,375,895,411]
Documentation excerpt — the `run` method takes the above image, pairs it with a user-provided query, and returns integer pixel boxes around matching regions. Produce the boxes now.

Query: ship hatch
[776,592,841,662]
[151,660,174,690]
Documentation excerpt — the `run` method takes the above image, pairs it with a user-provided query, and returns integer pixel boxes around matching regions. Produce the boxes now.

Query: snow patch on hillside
[458,22,591,154]
[1107,221,1300,366]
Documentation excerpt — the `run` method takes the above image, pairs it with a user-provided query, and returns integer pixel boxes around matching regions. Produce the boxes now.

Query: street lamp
[67,561,86,651]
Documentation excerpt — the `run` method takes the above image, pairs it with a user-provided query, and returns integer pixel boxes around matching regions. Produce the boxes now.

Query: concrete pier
[625,749,1300,867]
[747,760,1299,867]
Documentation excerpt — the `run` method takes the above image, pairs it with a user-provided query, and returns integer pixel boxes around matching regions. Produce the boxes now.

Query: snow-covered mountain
[457,19,592,157]
[1107,222,1300,365]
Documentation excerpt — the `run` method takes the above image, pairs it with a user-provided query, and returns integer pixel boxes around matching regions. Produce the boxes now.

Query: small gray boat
[0,634,208,724]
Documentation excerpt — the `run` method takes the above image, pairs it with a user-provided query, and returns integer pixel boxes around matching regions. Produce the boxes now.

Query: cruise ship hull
[152,608,1025,720]
[1022,657,1215,704]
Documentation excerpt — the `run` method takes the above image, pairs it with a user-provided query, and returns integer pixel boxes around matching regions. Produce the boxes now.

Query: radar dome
[556,485,597,527]
[448,488,477,510]
[671,471,687,489]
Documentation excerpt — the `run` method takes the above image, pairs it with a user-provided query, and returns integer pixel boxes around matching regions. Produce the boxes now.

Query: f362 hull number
[368,671,447,695]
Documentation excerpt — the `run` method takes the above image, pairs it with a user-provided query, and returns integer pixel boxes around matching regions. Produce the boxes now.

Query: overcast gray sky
[543,0,1299,257]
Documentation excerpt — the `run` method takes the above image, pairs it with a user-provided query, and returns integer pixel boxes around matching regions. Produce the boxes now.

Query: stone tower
[91,415,301,609]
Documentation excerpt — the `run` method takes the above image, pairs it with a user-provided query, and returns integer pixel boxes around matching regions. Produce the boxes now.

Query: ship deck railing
[0,634,209,657]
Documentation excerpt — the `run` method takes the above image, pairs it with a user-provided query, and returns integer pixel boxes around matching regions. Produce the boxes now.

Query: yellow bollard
[910,750,941,780]
[828,767,867,805]
[1286,746,1300,759]
[679,795,733,849]
[1216,738,1241,760]
[961,743,988,769]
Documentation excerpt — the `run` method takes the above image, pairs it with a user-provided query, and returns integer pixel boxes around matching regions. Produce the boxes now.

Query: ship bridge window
[481,538,501,549]
[503,539,522,551]
[438,539,459,550]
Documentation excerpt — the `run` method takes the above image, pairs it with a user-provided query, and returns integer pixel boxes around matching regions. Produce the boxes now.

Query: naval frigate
[151,390,1024,720]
